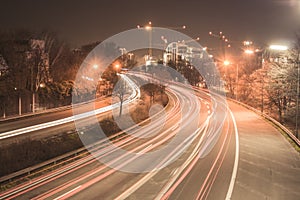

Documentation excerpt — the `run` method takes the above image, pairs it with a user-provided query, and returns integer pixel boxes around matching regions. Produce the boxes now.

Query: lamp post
[223,60,239,100]
[137,21,152,57]
[236,63,239,101]
[14,87,22,115]
[295,52,300,139]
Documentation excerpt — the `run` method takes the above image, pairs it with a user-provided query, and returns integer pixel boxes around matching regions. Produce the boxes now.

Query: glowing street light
[93,64,99,69]
[243,41,253,46]
[269,45,288,51]
[223,60,230,66]
[137,21,153,56]
[114,63,121,71]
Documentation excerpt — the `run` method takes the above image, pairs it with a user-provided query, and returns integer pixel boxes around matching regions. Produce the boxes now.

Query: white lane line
[225,108,239,200]
[138,144,152,154]
[53,185,81,200]
[171,124,179,131]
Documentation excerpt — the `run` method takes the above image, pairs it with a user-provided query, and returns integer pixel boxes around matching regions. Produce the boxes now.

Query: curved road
[0,76,299,200]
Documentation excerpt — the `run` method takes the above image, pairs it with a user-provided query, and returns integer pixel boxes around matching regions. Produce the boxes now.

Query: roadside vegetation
[0,83,168,177]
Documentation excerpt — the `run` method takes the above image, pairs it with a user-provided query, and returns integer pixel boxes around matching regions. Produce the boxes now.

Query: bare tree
[113,77,130,117]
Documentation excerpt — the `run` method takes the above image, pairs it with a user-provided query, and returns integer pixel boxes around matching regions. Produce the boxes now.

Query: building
[163,42,205,65]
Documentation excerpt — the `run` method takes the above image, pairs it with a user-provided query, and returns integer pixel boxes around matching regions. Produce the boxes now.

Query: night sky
[0,0,299,48]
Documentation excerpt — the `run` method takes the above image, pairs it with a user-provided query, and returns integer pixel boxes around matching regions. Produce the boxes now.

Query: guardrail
[228,98,300,147]
[0,142,87,183]
[0,96,109,123]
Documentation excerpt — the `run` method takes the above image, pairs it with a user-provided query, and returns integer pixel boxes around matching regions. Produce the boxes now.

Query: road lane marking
[171,124,179,131]
[225,108,239,200]
[138,144,152,154]
[53,185,81,200]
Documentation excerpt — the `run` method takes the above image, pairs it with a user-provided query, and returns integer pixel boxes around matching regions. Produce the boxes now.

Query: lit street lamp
[223,60,239,100]
[14,87,21,115]
[137,21,152,56]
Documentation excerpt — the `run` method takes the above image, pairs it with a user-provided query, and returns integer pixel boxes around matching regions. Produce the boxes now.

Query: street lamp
[14,87,21,115]
[295,52,300,139]
[223,60,230,66]
[93,64,98,69]
[223,60,239,100]
[137,21,152,56]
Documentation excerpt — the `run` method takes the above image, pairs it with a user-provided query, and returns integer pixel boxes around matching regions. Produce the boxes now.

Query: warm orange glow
[93,64,98,69]
[243,41,252,46]
[182,25,186,29]
[224,60,230,66]
[114,62,121,71]
[39,83,45,88]
[145,25,152,30]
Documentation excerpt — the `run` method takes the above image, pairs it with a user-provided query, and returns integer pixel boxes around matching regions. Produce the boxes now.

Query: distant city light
[269,45,288,51]
[243,41,253,46]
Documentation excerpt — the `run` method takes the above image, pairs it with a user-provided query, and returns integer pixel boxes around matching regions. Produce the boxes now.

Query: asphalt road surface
[0,81,299,200]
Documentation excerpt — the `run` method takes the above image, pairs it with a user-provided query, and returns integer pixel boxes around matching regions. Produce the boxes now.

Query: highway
[0,74,299,200]
[0,74,139,141]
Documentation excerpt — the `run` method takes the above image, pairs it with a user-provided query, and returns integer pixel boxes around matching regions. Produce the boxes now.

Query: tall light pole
[137,21,152,57]
[14,87,22,115]
[146,22,152,57]
[236,63,239,101]
[295,52,300,139]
